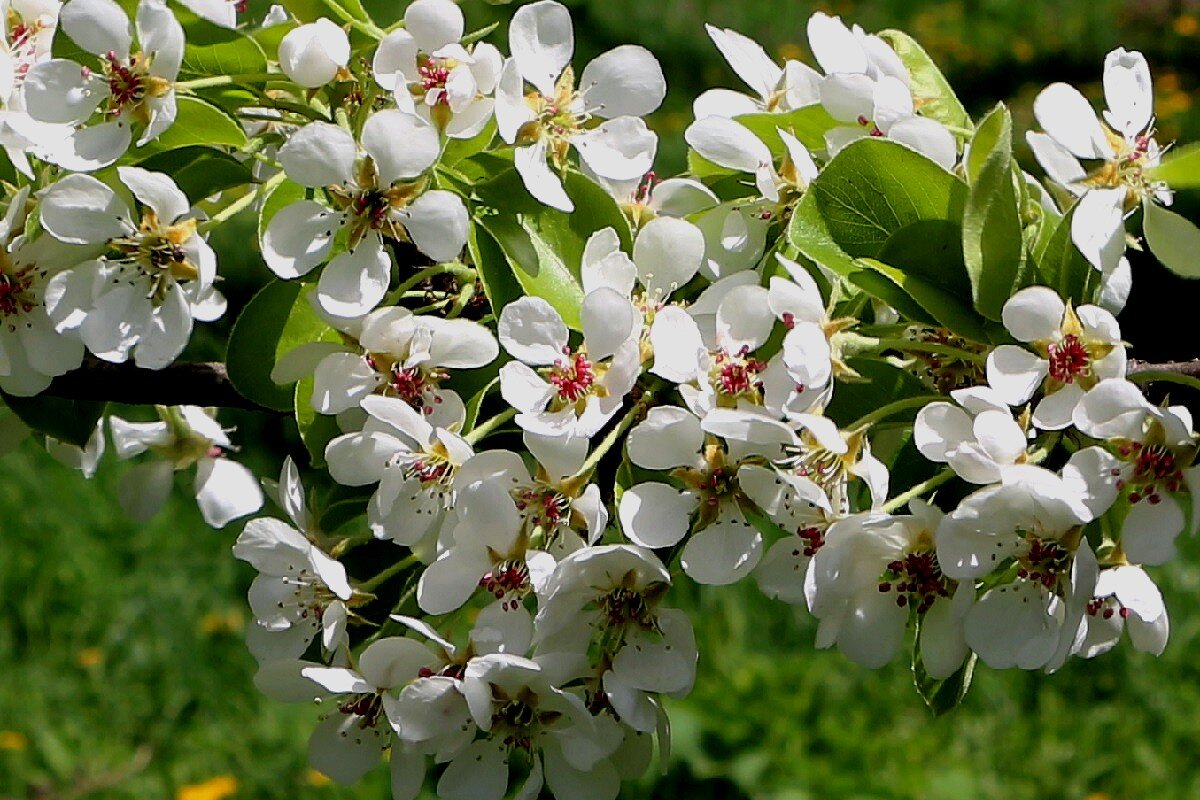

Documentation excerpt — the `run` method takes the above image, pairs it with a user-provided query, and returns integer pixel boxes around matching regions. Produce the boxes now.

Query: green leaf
[687,149,738,180]
[1148,142,1200,189]
[473,170,631,328]
[441,120,497,167]
[137,146,255,203]
[227,280,309,411]
[913,638,977,717]
[468,221,521,316]
[0,393,104,447]
[126,96,248,160]
[962,104,1025,321]
[734,105,840,155]
[1143,200,1200,278]
[176,6,268,77]
[1031,203,1100,304]
[825,358,930,429]
[788,138,988,338]
[879,29,972,132]
[295,379,342,467]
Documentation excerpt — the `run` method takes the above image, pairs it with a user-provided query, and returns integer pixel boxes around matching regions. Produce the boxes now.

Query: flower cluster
[1,1,1198,797]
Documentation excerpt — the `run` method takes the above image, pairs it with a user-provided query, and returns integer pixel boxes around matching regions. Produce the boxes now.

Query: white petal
[806,12,868,75]
[40,174,131,244]
[278,122,356,187]
[680,513,763,585]
[194,458,263,528]
[573,117,657,182]
[887,116,957,171]
[22,60,103,124]
[398,190,468,263]
[262,200,338,279]
[307,714,386,785]
[986,346,1047,406]
[1002,286,1065,342]
[514,140,573,212]
[406,0,463,51]
[1072,189,1127,272]
[117,460,175,522]
[498,296,569,364]
[580,287,636,361]
[626,406,703,470]
[317,236,392,318]
[715,283,773,352]
[579,45,665,118]
[117,166,188,223]
[1033,83,1112,160]
[438,740,509,800]
[62,0,131,58]
[684,115,771,174]
[634,217,704,296]
[1122,497,1184,566]
[363,110,440,184]
[509,0,573,96]
[279,19,350,88]
[648,306,704,384]
[618,482,694,548]
[705,25,781,100]
[1102,48,1153,139]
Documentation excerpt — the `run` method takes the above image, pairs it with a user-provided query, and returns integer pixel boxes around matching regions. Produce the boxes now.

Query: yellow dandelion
[177,775,238,800]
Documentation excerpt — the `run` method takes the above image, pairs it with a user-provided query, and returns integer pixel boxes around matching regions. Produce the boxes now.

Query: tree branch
[44,360,264,410]
[1128,359,1200,380]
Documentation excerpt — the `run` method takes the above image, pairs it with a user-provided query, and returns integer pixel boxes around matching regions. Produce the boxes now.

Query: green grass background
[5,0,1200,798]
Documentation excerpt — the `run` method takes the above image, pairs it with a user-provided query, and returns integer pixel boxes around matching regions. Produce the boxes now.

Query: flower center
[365,354,449,417]
[877,548,952,612]
[1016,536,1072,589]
[513,486,571,531]
[795,526,826,557]
[547,350,596,404]
[102,51,170,120]
[1114,440,1184,504]
[0,268,37,320]
[480,559,531,608]
[598,586,655,628]
[1047,334,1091,383]
[338,693,385,730]
[417,57,455,104]
[109,213,200,304]
[1086,595,1130,620]
[711,346,767,401]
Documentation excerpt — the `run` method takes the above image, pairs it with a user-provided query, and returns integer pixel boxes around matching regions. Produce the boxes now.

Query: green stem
[385,263,475,305]
[177,72,279,90]
[465,408,516,445]
[848,395,941,430]
[841,333,985,364]
[572,389,656,480]
[1129,370,1200,394]
[318,0,385,38]
[200,172,286,232]
[358,555,418,592]
[882,467,955,513]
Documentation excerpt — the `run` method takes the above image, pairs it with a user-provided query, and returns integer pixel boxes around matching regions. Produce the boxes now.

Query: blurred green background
[4,0,1200,798]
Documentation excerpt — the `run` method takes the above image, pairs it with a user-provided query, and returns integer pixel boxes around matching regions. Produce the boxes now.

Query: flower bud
[278,19,351,88]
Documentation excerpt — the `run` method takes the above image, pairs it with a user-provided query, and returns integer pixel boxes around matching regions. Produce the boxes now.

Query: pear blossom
[449,653,623,800]
[455,432,608,557]
[592,170,718,230]
[498,293,641,438]
[325,395,474,550]
[0,188,90,395]
[233,458,354,664]
[534,545,697,733]
[495,0,665,212]
[914,386,1030,484]
[23,0,183,169]
[1026,48,1200,276]
[1076,565,1169,658]
[108,405,263,528]
[805,12,957,169]
[1073,378,1200,565]
[278,18,348,87]
[807,503,970,677]
[987,286,1125,430]
[372,0,502,138]
[275,303,497,424]
[262,112,468,316]
[684,117,819,206]
[692,25,819,119]
[936,465,1097,670]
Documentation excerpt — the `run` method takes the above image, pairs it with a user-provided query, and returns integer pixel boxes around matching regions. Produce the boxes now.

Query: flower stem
[465,408,516,445]
[572,388,657,481]
[848,394,941,430]
[200,172,286,232]
[177,73,279,90]
[359,554,418,592]
[881,467,955,513]
[840,332,985,363]
[1128,369,1200,394]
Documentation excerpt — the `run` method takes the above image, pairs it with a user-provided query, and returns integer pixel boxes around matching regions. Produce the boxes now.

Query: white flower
[300,637,437,785]
[534,545,696,733]
[987,286,1125,430]
[588,171,718,229]
[108,405,263,528]
[1073,378,1200,565]
[0,188,90,395]
[42,168,224,369]
[692,25,819,119]
[498,292,641,438]
[684,117,819,204]
[619,406,795,585]
[495,0,665,211]
[1076,565,1169,658]
[449,653,622,800]
[808,503,970,677]
[936,465,1096,670]
[372,0,501,138]
[914,386,1029,484]
[455,431,608,557]
[276,304,496,423]
[278,18,349,87]
[325,395,473,549]
[233,458,354,664]
[22,0,183,169]
[417,480,557,637]
[263,112,468,316]
[805,12,956,169]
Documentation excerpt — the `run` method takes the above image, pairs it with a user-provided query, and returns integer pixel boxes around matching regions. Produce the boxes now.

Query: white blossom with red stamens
[498,292,641,439]
[21,0,183,170]
[372,0,502,138]
[987,285,1126,430]
[1073,378,1200,565]
[1075,565,1169,659]
[914,386,1031,484]
[807,502,971,677]
[325,395,474,551]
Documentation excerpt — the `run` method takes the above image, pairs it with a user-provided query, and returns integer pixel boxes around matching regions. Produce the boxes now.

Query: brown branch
[1127,359,1200,379]
[44,360,265,410]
